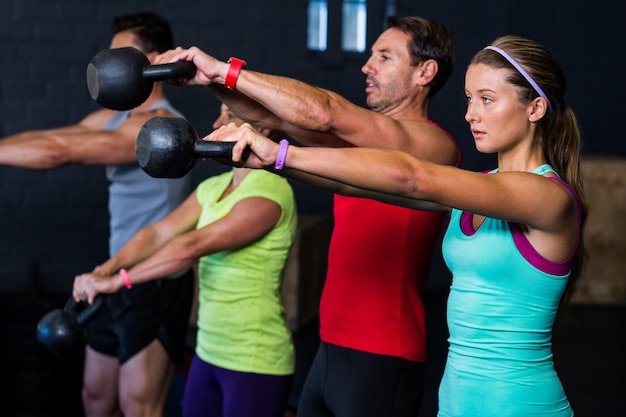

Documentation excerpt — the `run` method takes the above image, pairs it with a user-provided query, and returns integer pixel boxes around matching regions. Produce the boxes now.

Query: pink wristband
[224,57,246,90]
[274,139,289,170]
[119,269,132,289]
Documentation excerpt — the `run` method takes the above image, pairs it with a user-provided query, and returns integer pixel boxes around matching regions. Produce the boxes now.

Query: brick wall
[0,0,339,292]
[1,0,625,293]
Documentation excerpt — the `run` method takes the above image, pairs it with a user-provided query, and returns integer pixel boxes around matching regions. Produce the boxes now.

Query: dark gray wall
[1,0,624,293]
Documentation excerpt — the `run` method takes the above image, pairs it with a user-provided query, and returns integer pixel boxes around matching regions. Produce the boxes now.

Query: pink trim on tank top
[459,176,581,276]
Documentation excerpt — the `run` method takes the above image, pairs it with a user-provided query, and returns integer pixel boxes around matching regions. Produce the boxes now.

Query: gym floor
[1,289,624,417]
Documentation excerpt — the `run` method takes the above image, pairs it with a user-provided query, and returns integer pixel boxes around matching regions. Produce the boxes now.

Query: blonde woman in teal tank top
[440,165,577,416]
[204,36,588,417]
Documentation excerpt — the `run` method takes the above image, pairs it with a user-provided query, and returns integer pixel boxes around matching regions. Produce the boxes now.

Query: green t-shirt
[194,169,297,375]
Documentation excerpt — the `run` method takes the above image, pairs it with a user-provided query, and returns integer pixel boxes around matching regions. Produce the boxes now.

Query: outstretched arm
[156,47,458,164]
[0,108,175,169]
[156,47,347,148]
[207,123,447,212]
[206,84,345,148]
[207,123,578,239]
[73,190,202,303]
[73,190,282,304]
[279,168,446,212]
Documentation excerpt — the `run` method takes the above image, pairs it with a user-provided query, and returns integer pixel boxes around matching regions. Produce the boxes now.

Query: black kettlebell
[36,295,105,359]
[136,117,249,178]
[86,47,196,111]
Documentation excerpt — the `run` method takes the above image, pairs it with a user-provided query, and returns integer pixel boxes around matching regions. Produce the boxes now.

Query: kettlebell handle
[194,140,252,161]
[63,294,106,326]
[143,61,196,81]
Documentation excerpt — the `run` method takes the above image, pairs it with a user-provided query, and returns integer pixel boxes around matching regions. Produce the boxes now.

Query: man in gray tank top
[0,12,194,417]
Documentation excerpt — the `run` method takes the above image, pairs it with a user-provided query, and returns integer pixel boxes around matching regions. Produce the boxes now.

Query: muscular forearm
[234,71,347,146]
[237,71,331,129]
[0,131,75,169]
[0,122,126,168]
[208,83,346,147]
[158,47,347,147]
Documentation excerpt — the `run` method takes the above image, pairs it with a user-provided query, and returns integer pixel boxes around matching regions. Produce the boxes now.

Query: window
[307,0,328,51]
[307,0,367,53]
[341,0,367,52]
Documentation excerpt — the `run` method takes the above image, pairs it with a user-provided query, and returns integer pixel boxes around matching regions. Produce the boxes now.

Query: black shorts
[87,269,194,364]
[298,342,425,417]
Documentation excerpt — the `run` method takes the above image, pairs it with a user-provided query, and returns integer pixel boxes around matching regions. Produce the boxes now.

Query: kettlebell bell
[86,46,196,110]
[36,295,105,359]
[136,117,248,178]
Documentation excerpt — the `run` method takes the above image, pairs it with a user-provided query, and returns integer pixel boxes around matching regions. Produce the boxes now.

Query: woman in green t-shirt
[74,105,298,417]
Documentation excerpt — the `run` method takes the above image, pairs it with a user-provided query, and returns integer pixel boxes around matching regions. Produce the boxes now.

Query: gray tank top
[105,99,192,255]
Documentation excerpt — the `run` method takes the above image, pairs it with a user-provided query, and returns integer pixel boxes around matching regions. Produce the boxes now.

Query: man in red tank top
[155,15,460,417]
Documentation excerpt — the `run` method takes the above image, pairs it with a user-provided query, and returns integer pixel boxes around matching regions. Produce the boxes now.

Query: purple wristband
[274,139,289,170]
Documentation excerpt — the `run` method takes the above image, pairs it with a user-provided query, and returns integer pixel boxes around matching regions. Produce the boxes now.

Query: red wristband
[119,268,132,289]
[224,57,246,90]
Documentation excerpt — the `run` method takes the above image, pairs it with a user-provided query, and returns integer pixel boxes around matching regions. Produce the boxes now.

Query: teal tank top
[438,165,574,417]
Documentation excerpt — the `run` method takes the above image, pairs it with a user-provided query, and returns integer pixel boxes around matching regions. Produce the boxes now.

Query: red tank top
[319,121,458,361]
[320,194,445,361]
